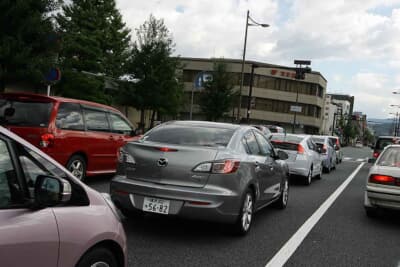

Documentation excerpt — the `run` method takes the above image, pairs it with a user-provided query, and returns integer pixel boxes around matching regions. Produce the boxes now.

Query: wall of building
[180,57,327,134]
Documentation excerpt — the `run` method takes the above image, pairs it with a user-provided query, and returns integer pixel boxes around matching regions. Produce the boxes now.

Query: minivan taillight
[369,174,397,186]
[40,133,54,148]
[322,144,327,154]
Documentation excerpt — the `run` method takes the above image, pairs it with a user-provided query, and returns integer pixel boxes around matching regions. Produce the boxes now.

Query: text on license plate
[143,197,170,214]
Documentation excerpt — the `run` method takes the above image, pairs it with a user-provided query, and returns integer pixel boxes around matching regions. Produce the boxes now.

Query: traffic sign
[290,105,302,112]
[194,71,212,89]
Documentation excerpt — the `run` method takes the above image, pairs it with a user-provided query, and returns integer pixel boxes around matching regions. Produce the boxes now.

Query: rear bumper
[110,175,241,224]
[364,185,400,210]
[286,160,309,177]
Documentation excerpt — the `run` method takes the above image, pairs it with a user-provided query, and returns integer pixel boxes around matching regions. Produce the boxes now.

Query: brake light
[193,160,240,174]
[373,152,379,158]
[297,144,305,154]
[369,174,396,185]
[156,147,178,152]
[322,144,327,154]
[40,133,54,148]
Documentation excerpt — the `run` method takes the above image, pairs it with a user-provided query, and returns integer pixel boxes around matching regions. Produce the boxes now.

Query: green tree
[0,0,60,92]
[125,15,183,129]
[55,0,130,103]
[198,61,236,121]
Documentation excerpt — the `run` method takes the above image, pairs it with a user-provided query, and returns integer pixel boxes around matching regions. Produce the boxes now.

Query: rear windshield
[270,135,302,151]
[143,125,235,147]
[376,147,400,166]
[0,99,52,127]
[329,137,339,146]
[312,137,325,144]
[375,138,398,150]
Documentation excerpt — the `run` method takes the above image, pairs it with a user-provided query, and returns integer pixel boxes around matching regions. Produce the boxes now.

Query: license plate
[143,197,170,214]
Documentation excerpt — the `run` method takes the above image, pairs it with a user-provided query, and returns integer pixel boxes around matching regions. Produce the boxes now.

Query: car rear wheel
[315,166,323,180]
[273,178,289,209]
[66,155,86,181]
[232,189,254,235]
[76,247,118,267]
[304,169,312,185]
[365,207,379,218]
[120,207,145,219]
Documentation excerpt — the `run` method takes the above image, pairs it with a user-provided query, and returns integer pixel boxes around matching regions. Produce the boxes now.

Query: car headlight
[101,193,122,221]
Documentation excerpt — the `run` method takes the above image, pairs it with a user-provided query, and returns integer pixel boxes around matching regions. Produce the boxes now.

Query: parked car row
[269,133,341,185]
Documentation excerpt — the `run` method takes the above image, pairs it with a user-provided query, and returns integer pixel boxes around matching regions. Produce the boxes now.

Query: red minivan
[0,92,136,180]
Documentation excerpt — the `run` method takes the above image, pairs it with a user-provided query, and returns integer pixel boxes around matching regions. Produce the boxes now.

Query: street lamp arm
[248,16,269,27]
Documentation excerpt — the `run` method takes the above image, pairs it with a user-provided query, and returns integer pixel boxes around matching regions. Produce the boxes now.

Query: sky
[116,0,400,119]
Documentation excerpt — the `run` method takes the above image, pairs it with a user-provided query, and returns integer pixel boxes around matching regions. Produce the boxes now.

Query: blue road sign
[194,71,212,89]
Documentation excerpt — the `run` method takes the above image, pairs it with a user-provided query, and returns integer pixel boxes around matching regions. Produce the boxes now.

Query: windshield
[0,99,52,127]
[143,125,235,147]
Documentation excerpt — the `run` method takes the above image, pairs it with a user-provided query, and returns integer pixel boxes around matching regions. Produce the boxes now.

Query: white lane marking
[265,163,365,267]
[356,158,365,162]
[343,157,352,161]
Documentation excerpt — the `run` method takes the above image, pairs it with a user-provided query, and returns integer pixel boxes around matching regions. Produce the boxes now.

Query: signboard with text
[290,105,302,113]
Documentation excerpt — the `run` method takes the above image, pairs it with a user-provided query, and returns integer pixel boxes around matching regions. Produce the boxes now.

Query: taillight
[369,174,396,185]
[40,133,54,148]
[156,147,178,152]
[212,160,240,174]
[297,144,305,154]
[322,144,327,154]
[373,152,379,158]
[193,159,240,174]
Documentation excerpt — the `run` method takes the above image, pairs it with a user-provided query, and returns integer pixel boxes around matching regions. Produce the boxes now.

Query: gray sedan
[365,144,400,217]
[111,121,289,235]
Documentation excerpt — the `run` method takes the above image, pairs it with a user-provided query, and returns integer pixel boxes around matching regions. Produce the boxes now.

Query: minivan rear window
[144,125,235,146]
[0,99,52,127]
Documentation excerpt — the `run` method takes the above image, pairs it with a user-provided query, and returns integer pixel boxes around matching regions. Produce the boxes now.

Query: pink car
[0,126,127,267]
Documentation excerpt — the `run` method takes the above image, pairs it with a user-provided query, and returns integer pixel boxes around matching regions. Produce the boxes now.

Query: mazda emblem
[157,158,168,167]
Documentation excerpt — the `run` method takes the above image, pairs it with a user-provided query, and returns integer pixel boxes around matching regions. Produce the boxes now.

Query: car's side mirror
[368,158,376,164]
[34,175,71,208]
[316,146,322,153]
[276,150,289,160]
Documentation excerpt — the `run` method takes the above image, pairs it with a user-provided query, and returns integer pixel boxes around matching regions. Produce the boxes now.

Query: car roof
[0,92,121,113]
[162,120,242,130]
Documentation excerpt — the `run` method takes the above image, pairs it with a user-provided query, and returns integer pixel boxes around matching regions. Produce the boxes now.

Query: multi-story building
[322,94,353,135]
[179,57,327,134]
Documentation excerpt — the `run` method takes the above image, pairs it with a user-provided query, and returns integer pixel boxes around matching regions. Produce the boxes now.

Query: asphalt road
[86,146,400,267]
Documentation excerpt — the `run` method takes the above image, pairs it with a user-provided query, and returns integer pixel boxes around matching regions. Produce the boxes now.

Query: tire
[273,177,289,209]
[232,189,254,235]
[365,207,379,218]
[76,247,118,267]
[120,207,145,219]
[304,169,312,185]
[315,166,323,180]
[66,154,86,181]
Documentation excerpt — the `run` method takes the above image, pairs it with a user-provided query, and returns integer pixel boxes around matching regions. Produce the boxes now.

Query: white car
[271,134,323,185]
[356,141,363,148]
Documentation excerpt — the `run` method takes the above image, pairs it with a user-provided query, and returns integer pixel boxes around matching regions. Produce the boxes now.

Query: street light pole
[237,10,249,123]
[236,11,269,122]
[246,64,257,122]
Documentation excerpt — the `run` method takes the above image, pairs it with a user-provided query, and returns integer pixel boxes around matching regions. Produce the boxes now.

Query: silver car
[328,136,343,164]
[364,144,400,217]
[270,134,323,185]
[311,135,337,173]
[111,121,289,235]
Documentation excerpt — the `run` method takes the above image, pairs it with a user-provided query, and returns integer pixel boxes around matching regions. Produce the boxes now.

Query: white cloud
[114,0,400,118]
